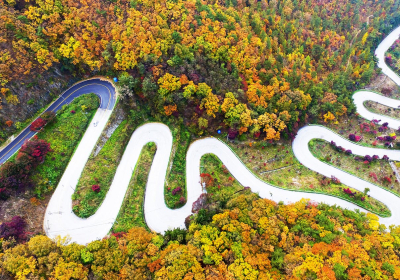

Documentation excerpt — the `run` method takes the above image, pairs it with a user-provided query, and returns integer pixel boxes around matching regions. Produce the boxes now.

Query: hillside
[1,192,400,279]
[1,0,400,143]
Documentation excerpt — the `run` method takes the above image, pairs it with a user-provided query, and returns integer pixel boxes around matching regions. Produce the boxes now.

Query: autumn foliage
[0,137,50,197]
[2,192,400,279]
[30,117,47,131]
[1,0,400,139]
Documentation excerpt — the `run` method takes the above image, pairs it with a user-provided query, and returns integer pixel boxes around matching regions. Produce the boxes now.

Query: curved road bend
[45,25,400,244]
[352,25,400,129]
[0,79,116,165]
[44,123,373,245]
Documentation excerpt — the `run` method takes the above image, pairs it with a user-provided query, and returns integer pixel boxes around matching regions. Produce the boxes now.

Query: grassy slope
[32,94,99,198]
[364,100,400,120]
[323,114,400,149]
[164,124,191,208]
[112,142,156,232]
[218,138,390,216]
[309,138,400,195]
[72,119,136,217]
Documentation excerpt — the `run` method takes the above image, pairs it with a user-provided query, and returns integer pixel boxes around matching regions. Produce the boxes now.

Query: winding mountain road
[2,26,400,244]
[0,78,116,165]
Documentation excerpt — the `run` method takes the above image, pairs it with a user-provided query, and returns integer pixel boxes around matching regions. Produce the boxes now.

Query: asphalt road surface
[0,78,116,165]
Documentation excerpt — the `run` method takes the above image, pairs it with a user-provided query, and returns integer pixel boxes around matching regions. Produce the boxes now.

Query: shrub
[228,128,238,139]
[369,172,378,182]
[0,138,51,195]
[383,155,389,161]
[360,123,370,132]
[383,176,392,184]
[349,134,361,141]
[372,155,379,160]
[16,138,51,166]
[385,135,393,141]
[331,176,340,184]
[41,111,56,123]
[364,155,372,163]
[28,235,56,257]
[0,187,10,200]
[343,188,353,195]
[30,117,47,131]
[200,173,214,187]
[0,161,32,191]
[320,177,330,186]
[164,228,187,244]
[91,185,100,193]
[330,141,336,147]
[0,216,26,241]
[172,187,182,195]
[195,209,214,225]
[80,248,94,264]
[345,150,352,155]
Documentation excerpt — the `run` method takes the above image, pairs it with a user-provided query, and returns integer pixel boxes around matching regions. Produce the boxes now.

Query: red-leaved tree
[30,117,47,131]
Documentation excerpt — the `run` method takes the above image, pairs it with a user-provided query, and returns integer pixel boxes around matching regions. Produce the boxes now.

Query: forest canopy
[2,193,400,279]
[1,0,400,139]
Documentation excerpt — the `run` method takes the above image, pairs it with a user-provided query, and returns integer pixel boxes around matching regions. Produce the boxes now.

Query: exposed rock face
[0,68,75,145]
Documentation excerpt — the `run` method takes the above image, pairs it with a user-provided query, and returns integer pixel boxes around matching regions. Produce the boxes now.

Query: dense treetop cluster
[2,192,400,279]
[1,0,400,139]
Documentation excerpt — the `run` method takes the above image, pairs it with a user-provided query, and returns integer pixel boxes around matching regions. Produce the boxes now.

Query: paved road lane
[0,78,116,165]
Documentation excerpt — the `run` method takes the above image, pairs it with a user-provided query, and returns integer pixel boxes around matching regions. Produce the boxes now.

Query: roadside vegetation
[0,94,99,235]
[72,118,136,218]
[113,143,156,232]
[71,102,196,216]
[213,137,390,217]
[386,37,400,75]
[324,114,400,149]
[32,94,99,198]
[364,100,400,120]
[309,138,400,194]
[200,154,245,196]
[164,124,191,208]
